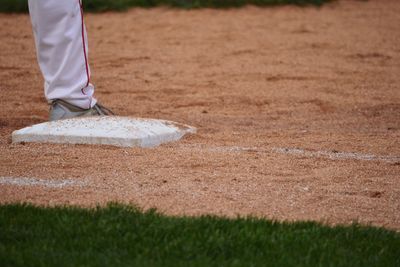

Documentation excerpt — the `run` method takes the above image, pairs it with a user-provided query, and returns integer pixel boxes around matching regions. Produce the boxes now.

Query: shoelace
[93,102,115,115]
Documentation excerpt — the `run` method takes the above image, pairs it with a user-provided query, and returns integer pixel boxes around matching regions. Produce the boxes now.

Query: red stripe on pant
[78,0,90,94]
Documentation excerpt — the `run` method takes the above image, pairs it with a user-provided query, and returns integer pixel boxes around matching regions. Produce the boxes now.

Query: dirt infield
[0,0,399,229]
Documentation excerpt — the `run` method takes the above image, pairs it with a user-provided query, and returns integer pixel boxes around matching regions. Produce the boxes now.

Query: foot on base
[49,99,114,121]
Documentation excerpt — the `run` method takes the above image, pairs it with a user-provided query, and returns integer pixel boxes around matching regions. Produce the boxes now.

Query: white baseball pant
[28,0,96,109]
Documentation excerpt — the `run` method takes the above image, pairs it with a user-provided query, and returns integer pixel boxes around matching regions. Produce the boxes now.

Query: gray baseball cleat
[49,99,114,121]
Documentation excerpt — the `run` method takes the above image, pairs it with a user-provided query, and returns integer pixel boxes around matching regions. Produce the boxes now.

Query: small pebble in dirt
[369,191,383,198]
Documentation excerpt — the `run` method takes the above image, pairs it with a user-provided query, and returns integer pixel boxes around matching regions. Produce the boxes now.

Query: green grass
[0,0,332,13]
[0,204,399,267]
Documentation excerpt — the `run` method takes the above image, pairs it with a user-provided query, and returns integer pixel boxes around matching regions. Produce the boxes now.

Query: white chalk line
[180,145,400,163]
[0,177,86,188]
[271,147,399,163]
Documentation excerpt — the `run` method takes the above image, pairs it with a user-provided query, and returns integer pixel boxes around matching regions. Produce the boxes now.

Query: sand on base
[0,0,399,229]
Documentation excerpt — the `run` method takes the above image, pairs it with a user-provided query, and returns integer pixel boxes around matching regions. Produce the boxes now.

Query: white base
[12,116,196,148]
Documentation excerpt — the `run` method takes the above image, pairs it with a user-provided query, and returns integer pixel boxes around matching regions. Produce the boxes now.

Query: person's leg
[28,0,96,110]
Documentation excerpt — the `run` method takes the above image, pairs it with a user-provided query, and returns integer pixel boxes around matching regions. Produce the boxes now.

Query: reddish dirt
[0,0,399,229]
